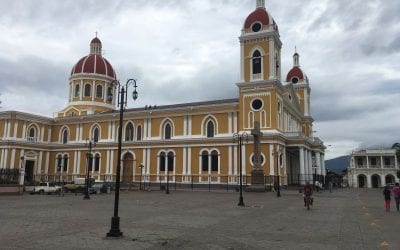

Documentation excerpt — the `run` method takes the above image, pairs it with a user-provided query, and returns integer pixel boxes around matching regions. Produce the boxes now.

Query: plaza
[0,189,399,249]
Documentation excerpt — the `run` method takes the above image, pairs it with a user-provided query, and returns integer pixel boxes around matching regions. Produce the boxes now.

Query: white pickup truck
[31,182,61,195]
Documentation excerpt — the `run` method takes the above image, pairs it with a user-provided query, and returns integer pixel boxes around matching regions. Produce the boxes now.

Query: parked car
[31,182,61,195]
[92,182,113,194]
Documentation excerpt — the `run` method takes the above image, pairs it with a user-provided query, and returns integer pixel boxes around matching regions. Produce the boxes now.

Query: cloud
[0,0,399,159]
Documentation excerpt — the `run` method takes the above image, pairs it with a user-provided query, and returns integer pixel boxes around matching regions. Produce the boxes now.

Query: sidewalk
[0,188,398,249]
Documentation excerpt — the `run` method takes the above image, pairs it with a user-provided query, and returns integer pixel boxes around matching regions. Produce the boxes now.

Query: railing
[0,168,20,184]
[23,173,333,190]
[383,165,395,168]
[285,131,302,137]
[369,165,381,168]
[252,73,262,80]
[26,137,37,142]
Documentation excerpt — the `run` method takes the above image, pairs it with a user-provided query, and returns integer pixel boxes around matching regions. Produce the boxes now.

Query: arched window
[94,154,100,171]
[74,84,80,97]
[27,126,37,142]
[167,152,174,171]
[201,151,209,171]
[29,127,36,138]
[84,84,91,97]
[62,128,68,144]
[63,154,68,172]
[137,125,142,141]
[206,120,215,138]
[164,123,172,140]
[252,50,262,74]
[107,87,113,102]
[159,152,166,171]
[211,150,218,171]
[125,123,134,141]
[96,85,103,98]
[56,155,62,172]
[92,126,99,143]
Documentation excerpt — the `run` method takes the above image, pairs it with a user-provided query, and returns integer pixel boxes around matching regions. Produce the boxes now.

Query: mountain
[325,155,349,174]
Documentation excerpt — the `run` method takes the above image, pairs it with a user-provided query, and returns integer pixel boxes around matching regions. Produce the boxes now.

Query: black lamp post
[84,140,95,200]
[139,164,144,191]
[233,132,248,206]
[107,79,138,238]
[275,148,281,197]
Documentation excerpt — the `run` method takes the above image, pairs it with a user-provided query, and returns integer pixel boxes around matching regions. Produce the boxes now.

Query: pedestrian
[329,181,333,193]
[392,183,400,212]
[383,186,391,212]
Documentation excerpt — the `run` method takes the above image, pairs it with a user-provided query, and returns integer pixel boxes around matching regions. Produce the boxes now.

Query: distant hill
[325,155,349,174]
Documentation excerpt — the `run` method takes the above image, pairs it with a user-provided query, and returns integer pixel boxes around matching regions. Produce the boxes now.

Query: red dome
[91,37,102,44]
[70,54,116,79]
[244,8,269,29]
[286,66,304,83]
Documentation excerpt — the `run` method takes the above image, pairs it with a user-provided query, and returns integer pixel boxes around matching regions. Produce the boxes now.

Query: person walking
[392,183,400,212]
[329,181,333,193]
[383,186,391,212]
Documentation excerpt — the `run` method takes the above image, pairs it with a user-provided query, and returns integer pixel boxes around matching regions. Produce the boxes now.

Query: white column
[228,145,232,181]
[366,155,369,168]
[299,147,305,184]
[3,149,8,169]
[321,154,326,176]
[10,149,16,169]
[380,156,384,169]
[233,145,238,176]
[40,126,45,142]
[77,151,81,174]
[183,116,187,136]
[269,144,274,175]
[37,151,43,175]
[233,112,238,133]
[183,147,187,176]
[73,151,78,174]
[13,121,18,138]
[395,154,398,169]
[315,152,321,175]
[22,122,26,139]
[308,151,313,180]
[304,149,308,180]
[242,144,246,175]
[187,148,191,175]
[45,152,49,175]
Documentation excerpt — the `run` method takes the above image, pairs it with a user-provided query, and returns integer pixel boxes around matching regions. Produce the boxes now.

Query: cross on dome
[256,0,265,8]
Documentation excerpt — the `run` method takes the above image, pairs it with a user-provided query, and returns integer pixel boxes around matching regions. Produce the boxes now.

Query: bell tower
[239,0,282,83]
[237,1,283,132]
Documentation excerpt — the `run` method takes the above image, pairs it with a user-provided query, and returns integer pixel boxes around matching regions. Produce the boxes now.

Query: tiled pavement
[0,188,398,249]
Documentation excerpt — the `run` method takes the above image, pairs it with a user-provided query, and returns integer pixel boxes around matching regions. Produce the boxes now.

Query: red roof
[91,37,102,44]
[71,54,115,78]
[244,8,269,29]
[286,66,304,82]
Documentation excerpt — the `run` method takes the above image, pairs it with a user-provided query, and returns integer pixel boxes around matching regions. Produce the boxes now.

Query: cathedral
[0,0,325,189]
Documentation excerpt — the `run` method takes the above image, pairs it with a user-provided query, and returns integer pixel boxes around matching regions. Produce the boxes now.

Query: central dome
[70,37,116,79]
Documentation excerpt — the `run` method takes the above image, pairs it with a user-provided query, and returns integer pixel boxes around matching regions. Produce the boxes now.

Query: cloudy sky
[0,0,399,159]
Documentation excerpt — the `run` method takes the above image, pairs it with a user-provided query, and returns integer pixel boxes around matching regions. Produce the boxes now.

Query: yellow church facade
[0,0,325,188]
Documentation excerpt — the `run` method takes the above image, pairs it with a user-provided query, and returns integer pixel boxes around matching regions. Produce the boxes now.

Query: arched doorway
[385,174,395,184]
[371,174,381,188]
[358,174,366,188]
[122,152,135,184]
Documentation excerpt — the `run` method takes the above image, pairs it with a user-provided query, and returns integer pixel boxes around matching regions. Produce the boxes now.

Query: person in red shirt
[303,181,313,206]
[392,183,400,212]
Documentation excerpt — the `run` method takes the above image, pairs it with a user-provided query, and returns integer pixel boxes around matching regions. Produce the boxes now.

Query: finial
[295,46,297,54]
[95,31,98,37]
[256,0,265,9]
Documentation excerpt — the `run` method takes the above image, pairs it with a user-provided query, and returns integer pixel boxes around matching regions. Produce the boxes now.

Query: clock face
[251,99,263,110]
[291,77,299,84]
[252,22,262,32]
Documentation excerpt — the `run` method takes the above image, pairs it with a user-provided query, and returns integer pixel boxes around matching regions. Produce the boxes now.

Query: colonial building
[0,0,325,188]
[347,145,400,188]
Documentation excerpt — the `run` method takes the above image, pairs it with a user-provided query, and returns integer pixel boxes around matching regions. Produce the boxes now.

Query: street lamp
[233,132,248,206]
[273,148,282,197]
[84,140,95,200]
[60,155,69,197]
[107,79,138,238]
